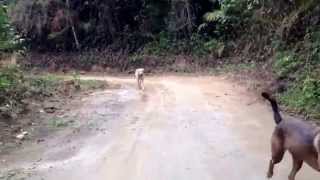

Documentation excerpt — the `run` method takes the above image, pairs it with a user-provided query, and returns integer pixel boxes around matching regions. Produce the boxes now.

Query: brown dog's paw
[267,171,273,178]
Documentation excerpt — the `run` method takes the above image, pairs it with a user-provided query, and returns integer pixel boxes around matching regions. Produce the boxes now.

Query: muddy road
[1,76,319,180]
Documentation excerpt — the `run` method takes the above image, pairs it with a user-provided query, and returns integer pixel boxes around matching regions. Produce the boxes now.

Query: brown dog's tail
[261,92,282,124]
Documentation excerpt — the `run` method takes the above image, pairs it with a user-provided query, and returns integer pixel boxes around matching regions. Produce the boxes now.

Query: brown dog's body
[262,92,320,180]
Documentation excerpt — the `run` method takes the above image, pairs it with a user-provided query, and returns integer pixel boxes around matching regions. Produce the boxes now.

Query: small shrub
[0,65,27,117]
[0,65,24,91]
[274,51,302,77]
[71,71,81,88]
[0,4,23,51]
[275,27,320,119]
[143,32,224,57]
[49,117,69,128]
[280,75,320,118]
[0,67,64,118]
[306,29,320,64]
[271,36,286,51]
[201,0,255,40]
[78,80,106,90]
[26,74,62,96]
[204,39,225,57]
[143,32,171,56]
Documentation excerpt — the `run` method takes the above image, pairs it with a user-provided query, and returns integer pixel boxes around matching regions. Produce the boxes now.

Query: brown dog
[262,92,320,180]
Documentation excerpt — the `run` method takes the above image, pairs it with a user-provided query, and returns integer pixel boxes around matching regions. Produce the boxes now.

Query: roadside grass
[207,60,320,120]
[271,28,320,120]
[209,62,257,75]
[49,117,67,128]
[78,79,107,90]
[277,76,320,119]
[48,117,73,128]
[0,66,108,120]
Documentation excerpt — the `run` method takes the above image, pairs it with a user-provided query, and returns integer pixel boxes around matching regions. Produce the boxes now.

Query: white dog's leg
[137,79,141,89]
[141,78,145,90]
[314,134,320,170]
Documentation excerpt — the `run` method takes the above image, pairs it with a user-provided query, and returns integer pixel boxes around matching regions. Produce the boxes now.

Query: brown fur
[262,92,320,180]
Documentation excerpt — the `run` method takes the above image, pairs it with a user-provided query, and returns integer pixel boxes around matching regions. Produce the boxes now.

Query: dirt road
[1,76,319,180]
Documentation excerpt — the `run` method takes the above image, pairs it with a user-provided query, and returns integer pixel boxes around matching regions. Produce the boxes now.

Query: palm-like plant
[0,4,19,51]
[199,0,256,39]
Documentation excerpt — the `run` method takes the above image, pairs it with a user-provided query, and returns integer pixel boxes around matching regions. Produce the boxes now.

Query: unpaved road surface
[1,76,319,180]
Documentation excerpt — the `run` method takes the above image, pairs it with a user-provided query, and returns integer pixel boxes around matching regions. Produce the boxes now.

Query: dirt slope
[0,75,319,180]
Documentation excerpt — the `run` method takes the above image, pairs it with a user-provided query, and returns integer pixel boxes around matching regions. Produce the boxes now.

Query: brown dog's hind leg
[267,130,285,178]
[288,157,303,180]
[267,160,275,178]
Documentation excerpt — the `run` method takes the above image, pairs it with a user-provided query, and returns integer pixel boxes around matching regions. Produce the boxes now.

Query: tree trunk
[66,0,80,50]
[185,0,193,34]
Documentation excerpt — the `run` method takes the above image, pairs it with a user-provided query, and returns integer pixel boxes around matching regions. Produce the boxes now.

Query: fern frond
[197,23,208,32]
[203,10,224,22]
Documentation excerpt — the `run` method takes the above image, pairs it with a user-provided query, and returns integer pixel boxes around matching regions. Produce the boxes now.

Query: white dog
[135,68,144,90]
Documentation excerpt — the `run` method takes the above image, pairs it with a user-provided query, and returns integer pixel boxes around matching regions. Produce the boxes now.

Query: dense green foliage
[200,0,255,39]
[0,3,21,51]
[142,32,224,57]
[7,0,254,52]
[274,27,320,118]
